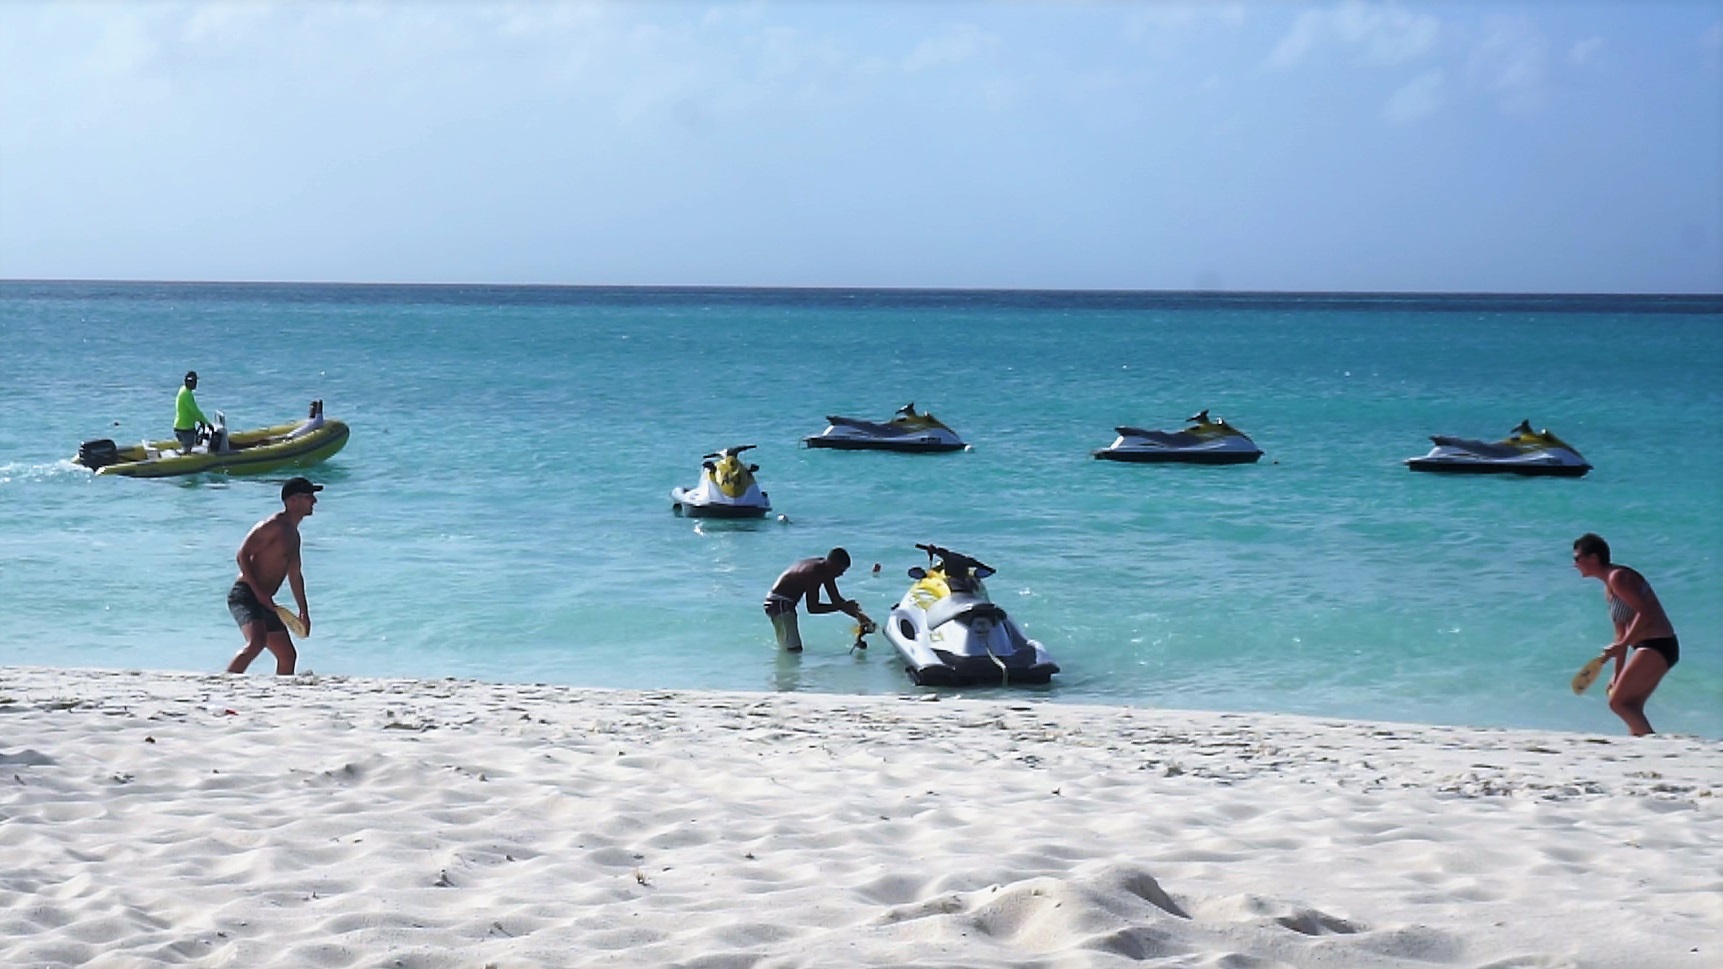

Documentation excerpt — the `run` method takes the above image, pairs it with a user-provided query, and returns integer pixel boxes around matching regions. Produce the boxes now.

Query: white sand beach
[2,667,1718,968]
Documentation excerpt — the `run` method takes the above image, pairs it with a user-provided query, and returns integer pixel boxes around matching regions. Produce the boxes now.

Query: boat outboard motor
[78,438,121,470]
[198,412,232,453]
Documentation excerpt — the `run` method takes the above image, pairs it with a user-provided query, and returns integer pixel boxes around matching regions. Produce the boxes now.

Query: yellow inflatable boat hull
[74,420,350,479]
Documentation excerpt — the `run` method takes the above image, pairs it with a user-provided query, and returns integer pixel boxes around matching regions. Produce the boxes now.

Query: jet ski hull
[670,487,771,517]
[1405,456,1591,477]
[885,579,1058,688]
[670,447,772,518]
[894,651,1060,686]
[1093,446,1261,464]
[804,433,966,453]
[1405,427,1591,478]
[804,409,968,453]
[1093,415,1262,465]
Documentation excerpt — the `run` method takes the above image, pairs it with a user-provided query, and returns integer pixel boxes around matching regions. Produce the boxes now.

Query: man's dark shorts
[228,580,286,633]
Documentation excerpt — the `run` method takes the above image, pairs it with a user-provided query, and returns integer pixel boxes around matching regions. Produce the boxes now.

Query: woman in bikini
[1572,533,1679,735]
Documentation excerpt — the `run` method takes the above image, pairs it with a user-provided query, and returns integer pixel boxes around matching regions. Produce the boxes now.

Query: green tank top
[175,386,208,430]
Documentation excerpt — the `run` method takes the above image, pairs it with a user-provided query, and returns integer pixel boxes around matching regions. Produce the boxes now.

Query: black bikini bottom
[1634,636,1679,670]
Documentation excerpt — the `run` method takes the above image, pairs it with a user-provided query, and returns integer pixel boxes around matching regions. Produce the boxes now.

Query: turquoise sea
[2,282,1719,737]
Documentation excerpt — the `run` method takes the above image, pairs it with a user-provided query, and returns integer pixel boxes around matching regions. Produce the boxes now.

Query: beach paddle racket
[1570,654,1606,695]
[274,604,309,638]
[849,614,877,652]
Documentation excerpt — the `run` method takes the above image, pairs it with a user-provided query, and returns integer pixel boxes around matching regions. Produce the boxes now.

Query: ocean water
[2,282,1719,737]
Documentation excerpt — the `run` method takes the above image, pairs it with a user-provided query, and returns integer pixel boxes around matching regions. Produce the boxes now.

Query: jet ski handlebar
[914,543,994,576]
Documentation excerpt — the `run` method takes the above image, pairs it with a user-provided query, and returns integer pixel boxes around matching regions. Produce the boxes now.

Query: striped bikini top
[1606,570,1649,626]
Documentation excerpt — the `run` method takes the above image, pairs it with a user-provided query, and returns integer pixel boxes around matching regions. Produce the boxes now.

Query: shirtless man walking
[226,476,321,674]
[763,547,868,652]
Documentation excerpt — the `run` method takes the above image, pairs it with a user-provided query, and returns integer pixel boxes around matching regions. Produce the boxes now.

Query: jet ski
[884,543,1059,687]
[1093,410,1263,464]
[671,445,772,518]
[803,403,967,453]
[1405,420,1591,477]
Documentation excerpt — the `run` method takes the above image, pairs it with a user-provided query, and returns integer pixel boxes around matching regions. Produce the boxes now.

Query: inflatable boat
[73,410,350,479]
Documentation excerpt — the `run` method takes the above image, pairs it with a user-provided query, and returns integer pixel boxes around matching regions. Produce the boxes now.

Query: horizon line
[4,277,1721,301]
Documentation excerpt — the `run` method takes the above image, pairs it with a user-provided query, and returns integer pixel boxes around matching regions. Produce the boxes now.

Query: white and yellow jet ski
[884,543,1059,687]
[1093,409,1263,464]
[803,403,967,453]
[1405,420,1591,477]
[671,445,772,517]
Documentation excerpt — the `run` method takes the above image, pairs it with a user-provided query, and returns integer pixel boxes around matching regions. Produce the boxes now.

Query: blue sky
[2,1,1719,293]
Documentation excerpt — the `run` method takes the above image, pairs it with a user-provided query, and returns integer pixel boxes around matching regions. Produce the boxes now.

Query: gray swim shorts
[228,580,286,633]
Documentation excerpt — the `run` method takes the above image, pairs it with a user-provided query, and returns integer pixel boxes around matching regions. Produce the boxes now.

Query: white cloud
[491,1,608,37]
[1124,3,1248,43]
[1568,36,1604,66]
[700,1,767,31]
[1383,68,1444,123]
[179,3,276,47]
[1267,9,1323,67]
[904,23,998,73]
[1467,16,1548,114]
[1268,0,1440,70]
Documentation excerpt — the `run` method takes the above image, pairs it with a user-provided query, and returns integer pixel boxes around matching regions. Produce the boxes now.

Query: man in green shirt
[174,370,209,451]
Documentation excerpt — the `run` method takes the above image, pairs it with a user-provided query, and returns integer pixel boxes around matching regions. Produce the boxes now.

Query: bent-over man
[764,547,865,652]
[226,476,321,674]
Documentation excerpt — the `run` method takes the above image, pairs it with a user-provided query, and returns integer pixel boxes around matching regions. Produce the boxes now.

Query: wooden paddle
[274,604,308,638]
[1570,653,1607,695]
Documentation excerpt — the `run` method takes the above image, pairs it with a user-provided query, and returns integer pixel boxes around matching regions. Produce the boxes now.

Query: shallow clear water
[3,283,1719,736]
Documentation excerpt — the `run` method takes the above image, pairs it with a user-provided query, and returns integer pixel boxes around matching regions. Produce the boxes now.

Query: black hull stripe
[804,438,966,453]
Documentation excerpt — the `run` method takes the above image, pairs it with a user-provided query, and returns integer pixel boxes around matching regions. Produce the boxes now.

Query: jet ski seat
[926,596,1006,631]
[1116,427,1200,447]
[1428,436,1523,459]
[828,416,910,437]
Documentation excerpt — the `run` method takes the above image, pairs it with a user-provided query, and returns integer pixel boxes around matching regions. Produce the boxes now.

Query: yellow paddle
[849,612,877,653]
[1570,653,1607,695]
[274,604,309,638]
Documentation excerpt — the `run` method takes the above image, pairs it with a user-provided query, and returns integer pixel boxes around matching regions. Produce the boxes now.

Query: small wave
[0,461,91,484]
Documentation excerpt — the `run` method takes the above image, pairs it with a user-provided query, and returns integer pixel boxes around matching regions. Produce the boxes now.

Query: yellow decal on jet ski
[886,404,954,432]
[907,570,951,609]
[709,453,755,498]
[891,413,952,431]
[1505,426,1577,453]
[1186,412,1247,439]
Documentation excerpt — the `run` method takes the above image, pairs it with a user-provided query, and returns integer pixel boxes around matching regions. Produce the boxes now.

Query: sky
[1,1,1720,293]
